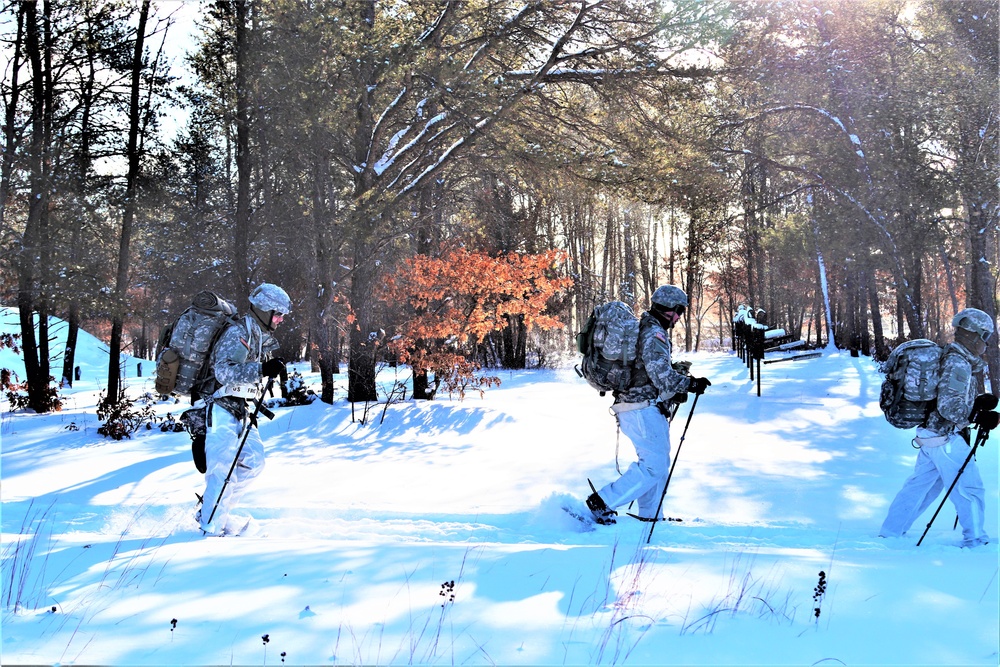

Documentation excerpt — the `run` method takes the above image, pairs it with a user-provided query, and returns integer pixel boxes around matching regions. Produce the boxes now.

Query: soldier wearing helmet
[584,285,712,525]
[197,283,292,536]
[880,307,994,547]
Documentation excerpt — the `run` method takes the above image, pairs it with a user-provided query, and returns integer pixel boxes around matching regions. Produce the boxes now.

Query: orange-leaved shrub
[379,247,572,398]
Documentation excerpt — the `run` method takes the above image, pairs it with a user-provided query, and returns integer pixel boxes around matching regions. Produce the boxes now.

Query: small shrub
[3,372,63,412]
[157,412,186,433]
[283,371,317,406]
[438,359,501,400]
[96,391,157,440]
[0,332,21,354]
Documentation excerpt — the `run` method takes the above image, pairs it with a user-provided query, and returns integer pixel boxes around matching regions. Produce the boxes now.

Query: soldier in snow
[197,283,291,536]
[879,307,994,547]
[585,285,712,525]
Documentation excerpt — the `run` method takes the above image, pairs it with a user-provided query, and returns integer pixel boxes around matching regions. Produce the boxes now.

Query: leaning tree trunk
[809,196,837,350]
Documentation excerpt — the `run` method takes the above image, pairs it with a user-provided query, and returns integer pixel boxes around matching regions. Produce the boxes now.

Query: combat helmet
[649,285,688,327]
[651,285,688,310]
[249,283,292,331]
[952,307,994,342]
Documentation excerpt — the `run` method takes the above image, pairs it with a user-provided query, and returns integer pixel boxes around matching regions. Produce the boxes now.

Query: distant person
[585,285,711,525]
[197,283,291,536]
[879,308,994,547]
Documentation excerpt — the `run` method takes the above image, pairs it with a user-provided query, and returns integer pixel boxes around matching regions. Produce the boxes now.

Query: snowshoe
[585,481,617,525]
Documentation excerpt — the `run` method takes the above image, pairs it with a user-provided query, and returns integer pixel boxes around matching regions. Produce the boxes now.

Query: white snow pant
[597,404,671,520]
[879,432,987,545]
[199,403,265,534]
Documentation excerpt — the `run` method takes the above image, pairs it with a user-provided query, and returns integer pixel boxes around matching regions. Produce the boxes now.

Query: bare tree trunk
[348,243,378,403]
[0,2,25,225]
[61,302,79,386]
[233,0,251,296]
[867,269,887,360]
[106,0,150,404]
[62,10,100,387]
[845,262,860,354]
[343,0,380,404]
[622,208,635,306]
[966,200,999,392]
[17,0,53,412]
[311,157,339,404]
[411,185,437,399]
[940,1,999,391]
[742,151,766,311]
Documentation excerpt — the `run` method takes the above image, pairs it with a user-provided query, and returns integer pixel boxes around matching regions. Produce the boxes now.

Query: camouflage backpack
[879,339,945,429]
[154,291,239,402]
[574,301,641,396]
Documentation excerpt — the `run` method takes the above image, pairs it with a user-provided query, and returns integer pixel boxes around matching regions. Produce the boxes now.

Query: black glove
[688,377,711,395]
[974,410,1000,430]
[261,357,285,379]
[970,393,999,424]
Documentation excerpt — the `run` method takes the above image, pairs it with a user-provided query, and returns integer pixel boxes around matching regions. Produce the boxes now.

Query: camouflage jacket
[616,312,692,404]
[924,341,984,435]
[203,315,279,418]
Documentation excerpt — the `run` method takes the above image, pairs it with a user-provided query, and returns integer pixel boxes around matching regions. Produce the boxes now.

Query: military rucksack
[879,339,945,429]
[154,291,239,402]
[574,301,641,396]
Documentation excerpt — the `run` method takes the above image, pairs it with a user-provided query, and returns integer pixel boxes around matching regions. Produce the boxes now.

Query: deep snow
[1,306,997,666]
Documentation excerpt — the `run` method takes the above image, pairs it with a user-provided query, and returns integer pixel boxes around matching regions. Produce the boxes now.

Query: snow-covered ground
[1,306,997,665]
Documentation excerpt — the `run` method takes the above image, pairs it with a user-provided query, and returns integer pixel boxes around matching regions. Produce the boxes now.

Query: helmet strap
[250,304,276,331]
[651,308,675,330]
[956,327,987,356]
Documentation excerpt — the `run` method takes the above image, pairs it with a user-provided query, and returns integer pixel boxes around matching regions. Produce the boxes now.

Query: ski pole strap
[251,377,277,422]
[254,399,275,421]
[656,400,680,422]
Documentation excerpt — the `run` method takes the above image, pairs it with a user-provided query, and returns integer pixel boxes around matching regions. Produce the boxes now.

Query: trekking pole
[204,377,276,529]
[916,411,997,546]
[647,392,700,544]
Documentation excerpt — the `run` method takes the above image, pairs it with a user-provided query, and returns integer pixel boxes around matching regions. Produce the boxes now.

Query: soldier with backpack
[879,307,994,547]
[582,285,711,525]
[196,283,292,536]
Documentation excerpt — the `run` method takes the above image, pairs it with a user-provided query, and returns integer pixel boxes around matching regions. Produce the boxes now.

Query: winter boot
[586,491,617,525]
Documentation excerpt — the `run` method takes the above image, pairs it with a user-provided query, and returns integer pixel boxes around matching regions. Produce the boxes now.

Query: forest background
[1,0,997,413]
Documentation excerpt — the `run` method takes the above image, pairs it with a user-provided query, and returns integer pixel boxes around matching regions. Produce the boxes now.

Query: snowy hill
[1,307,997,665]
